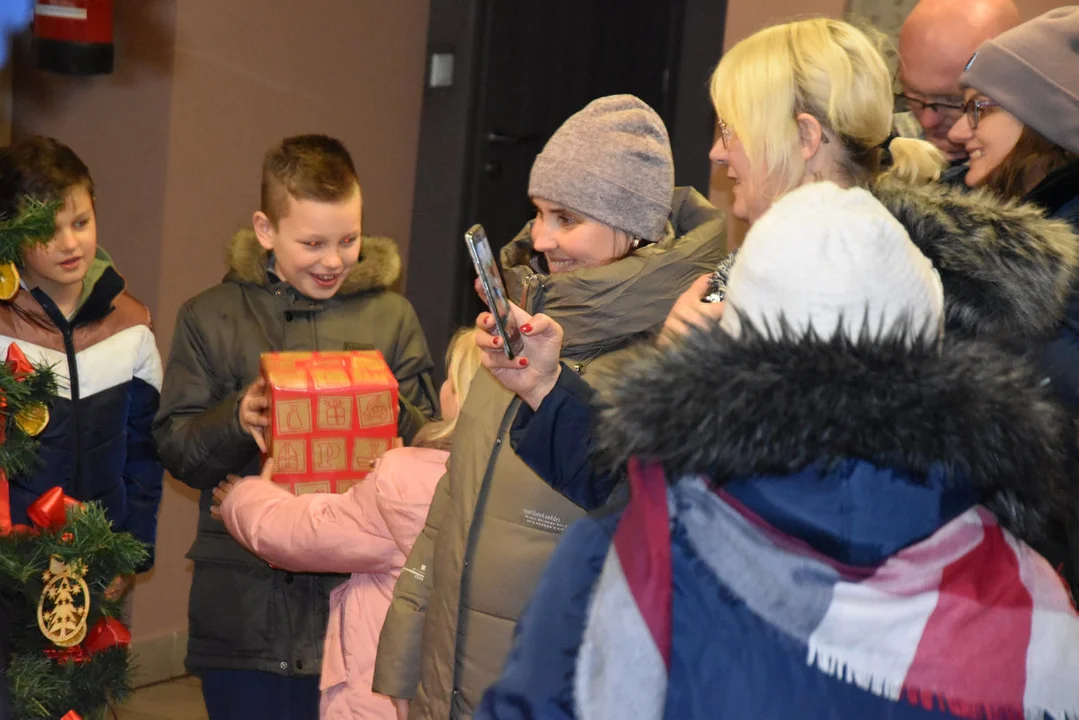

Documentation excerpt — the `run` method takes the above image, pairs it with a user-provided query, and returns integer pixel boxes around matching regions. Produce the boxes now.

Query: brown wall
[12,0,431,649]
[1020,1,1067,19]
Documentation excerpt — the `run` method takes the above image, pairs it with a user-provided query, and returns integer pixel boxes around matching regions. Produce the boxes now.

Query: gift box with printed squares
[260,351,399,495]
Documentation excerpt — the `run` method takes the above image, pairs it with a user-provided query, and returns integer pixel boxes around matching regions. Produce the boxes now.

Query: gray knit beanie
[528,95,674,242]
[960,7,1079,154]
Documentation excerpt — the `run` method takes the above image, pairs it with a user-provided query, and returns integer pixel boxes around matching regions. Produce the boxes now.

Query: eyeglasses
[893,94,964,118]
[961,97,1000,130]
[715,117,732,149]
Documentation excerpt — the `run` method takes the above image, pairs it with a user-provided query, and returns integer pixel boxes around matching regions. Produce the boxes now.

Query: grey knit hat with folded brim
[528,95,674,242]
[960,6,1079,154]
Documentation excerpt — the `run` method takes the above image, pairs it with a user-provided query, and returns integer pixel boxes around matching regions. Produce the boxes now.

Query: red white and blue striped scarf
[575,460,1079,719]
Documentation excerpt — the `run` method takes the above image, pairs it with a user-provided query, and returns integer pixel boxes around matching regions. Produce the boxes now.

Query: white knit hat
[720,182,944,344]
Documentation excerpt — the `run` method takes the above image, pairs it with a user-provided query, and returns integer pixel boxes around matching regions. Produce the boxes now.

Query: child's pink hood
[374,447,448,554]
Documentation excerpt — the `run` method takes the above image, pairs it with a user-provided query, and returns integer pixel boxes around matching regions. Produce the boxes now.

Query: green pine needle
[0,198,58,267]
[0,357,62,478]
[26,359,62,405]
[0,363,35,405]
[9,647,133,719]
[0,428,40,478]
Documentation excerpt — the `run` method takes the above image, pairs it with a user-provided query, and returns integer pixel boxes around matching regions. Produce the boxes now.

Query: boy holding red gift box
[153,135,437,720]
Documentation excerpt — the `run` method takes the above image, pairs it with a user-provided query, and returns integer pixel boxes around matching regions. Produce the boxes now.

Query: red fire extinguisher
[33,0,114,75]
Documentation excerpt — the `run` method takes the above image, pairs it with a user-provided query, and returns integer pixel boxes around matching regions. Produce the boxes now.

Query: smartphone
[465,224,525,359]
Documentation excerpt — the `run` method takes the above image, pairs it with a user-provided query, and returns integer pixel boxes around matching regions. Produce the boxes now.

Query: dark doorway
[406,0,727,381]
[457,0,686,324]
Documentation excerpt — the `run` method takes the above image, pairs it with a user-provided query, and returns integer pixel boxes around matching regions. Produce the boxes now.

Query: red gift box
[261,351,399,495]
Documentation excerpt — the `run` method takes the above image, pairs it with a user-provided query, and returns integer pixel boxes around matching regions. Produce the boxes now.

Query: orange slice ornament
[16,402,49,436]
[0,263,19,300]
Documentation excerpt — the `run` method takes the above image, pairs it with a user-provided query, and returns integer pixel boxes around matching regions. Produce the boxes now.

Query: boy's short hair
[260,134,359,227]
[0,135,94,219]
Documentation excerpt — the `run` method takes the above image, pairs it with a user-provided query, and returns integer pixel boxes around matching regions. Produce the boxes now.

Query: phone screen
[465,224,525,359]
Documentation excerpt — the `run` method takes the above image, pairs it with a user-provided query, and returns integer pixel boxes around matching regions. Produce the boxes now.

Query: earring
[631,237,641,250]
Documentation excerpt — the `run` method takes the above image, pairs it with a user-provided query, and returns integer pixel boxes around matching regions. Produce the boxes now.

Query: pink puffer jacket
[221,446,448,720]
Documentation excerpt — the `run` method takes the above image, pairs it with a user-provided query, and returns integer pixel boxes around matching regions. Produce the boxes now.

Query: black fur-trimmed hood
[226,228,401,294]
[594,322,1075,544]
[873,178,1079,342]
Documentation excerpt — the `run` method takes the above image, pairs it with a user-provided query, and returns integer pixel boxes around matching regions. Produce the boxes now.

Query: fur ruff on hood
[593,321,1075,547]
[226,228,402,294]
[873,178,1079,342]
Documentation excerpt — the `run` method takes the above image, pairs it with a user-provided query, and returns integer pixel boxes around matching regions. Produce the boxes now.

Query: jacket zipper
[522,272,543,314]
[61,324,82,494]
[283,288,321,352]
[35,293,83,497]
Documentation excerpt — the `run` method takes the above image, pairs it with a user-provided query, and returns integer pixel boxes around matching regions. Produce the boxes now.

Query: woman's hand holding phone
[660,273,726,344]
[474,297,564,410]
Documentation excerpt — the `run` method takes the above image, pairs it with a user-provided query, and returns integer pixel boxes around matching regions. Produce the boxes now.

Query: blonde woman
[213,329,482,720]
[710,20,943,226]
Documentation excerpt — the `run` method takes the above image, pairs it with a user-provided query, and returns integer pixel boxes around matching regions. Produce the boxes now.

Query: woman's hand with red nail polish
[473,301,564,410]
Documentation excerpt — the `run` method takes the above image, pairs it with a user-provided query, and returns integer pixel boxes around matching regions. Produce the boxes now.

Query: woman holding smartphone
[372,95,727,719]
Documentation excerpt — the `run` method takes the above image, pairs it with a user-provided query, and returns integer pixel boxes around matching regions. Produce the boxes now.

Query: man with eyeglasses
[895,0,1019,175]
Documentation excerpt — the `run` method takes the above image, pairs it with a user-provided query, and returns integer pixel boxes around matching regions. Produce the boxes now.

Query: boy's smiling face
[254,184,363,300]
[22,185,97,301]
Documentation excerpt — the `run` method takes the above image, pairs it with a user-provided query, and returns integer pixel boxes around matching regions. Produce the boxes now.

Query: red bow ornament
[84,617,132,652]
[1,486,81,535]
[43,645,91,665]
[4,341,33,379]
[45,617,132,665]
[27,486,80,531]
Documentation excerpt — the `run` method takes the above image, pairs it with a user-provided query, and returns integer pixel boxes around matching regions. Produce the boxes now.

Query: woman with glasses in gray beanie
[947,7,1079,406]
[372,95,726,720]
[947,7,1078,227]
